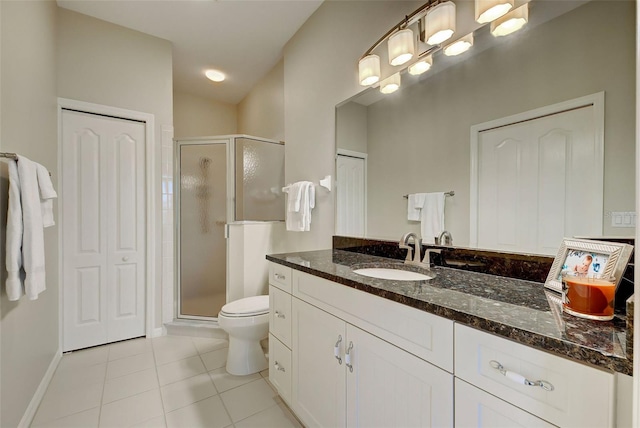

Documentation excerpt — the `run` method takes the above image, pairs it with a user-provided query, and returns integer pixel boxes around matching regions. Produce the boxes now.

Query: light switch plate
[611,211,636,228]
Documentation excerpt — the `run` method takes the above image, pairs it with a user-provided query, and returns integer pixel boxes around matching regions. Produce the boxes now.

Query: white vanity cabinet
[455,324,616,427]
[268,264,293,405]
[268,263,454,428]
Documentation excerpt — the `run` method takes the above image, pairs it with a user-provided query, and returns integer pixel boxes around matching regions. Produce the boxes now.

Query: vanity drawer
[293,270,454,372]
[269,263,292,293]
[454,324,615,427]
[269,285,292,348]
[269,333,292,405]
[455,378,554,427]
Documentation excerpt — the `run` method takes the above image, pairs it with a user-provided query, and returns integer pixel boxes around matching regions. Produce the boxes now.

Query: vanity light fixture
[443,33,473,56]
[475,0,513,24]
[205,69,225,82]
[408,54,433,75]
[491,4,528,37]
[380,73,401,94]
[424,1,456,45]
[358,0,453,87]
[388,28,415,66]
[359,54,381,86]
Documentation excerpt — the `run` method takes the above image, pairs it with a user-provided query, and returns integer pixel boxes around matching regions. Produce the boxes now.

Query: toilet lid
[220,295,269,317]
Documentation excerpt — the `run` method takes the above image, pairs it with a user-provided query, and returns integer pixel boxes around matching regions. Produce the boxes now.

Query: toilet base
[226,336,268,376]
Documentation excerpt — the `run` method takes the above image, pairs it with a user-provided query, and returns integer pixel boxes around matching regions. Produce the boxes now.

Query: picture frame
[544,238,634,293]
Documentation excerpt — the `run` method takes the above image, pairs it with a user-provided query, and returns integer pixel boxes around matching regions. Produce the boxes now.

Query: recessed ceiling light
[205,69,225,82]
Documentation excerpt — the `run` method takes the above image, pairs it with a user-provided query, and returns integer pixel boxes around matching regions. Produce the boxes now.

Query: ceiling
[57,0,323,105]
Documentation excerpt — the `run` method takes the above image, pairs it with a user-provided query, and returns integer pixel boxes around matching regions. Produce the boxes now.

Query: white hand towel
[5,159,24,301]
[407,193,426,221]
[36,163,57,228]
[285,181,314,232]
[420,192,445,244]
[17,156,47,300]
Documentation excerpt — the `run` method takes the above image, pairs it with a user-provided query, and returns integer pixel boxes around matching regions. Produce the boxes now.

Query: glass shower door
[178,142,228,318]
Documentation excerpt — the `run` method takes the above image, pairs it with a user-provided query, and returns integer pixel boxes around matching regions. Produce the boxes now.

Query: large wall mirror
[335,0,635,255]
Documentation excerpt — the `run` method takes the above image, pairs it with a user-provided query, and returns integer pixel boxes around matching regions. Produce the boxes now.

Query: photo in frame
[544,238,634,293]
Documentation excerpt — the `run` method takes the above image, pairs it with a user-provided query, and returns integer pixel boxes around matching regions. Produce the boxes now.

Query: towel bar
[1,152,52,176]
[403,191,454,199]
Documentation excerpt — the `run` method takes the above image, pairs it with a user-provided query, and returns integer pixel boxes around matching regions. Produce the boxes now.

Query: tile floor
[31,336,303,428]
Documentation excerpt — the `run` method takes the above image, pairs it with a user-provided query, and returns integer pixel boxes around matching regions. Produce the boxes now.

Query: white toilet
[218,295,270,376]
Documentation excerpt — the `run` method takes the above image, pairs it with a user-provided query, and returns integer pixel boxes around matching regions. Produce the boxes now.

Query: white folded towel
[5,159,24,301]
[420,192,445,244]
[407,193,426,221]
[17,156,47,300]
[37,163,57,227]
[285,181,315,232]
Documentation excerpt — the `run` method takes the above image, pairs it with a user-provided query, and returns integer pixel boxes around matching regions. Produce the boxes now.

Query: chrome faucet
[422,248,442,270]
[399,232,422,265]
[436,230,453,246]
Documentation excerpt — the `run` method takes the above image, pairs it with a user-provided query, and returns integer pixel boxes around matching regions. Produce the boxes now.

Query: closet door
[62,109,146,352]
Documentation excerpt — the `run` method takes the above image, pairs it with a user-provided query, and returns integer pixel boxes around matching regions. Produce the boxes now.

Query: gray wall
[336,102,368,154]
[365,1,635,243]
[0,2,59,426]
[174,90,237,138]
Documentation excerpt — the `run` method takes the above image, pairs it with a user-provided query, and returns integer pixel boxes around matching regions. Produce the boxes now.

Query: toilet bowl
[218,295,270,376]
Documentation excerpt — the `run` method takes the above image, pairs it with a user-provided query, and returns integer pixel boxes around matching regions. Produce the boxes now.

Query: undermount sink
[352,267,434,281]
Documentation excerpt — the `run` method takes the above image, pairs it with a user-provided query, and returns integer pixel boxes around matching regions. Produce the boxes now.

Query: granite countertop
[266,249,632,375]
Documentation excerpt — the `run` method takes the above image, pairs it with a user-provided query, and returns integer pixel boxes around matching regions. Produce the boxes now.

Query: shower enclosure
[176,135,285,319]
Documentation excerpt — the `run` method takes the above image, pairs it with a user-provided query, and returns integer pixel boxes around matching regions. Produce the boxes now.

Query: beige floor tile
[165,396,231,428]
[32,383,103,425]
[208,367,261,393]
[106,351,155,379]
[31,407,100,428]
[152,335,195,350]
[200,348,228,371]
[102,368,159,404]
[259,369,269,379]
[47,363,106,393]
[191,337,229,355]
[160,372,217,413]
[108,337,153,361]
[220,378,278,423]
[129,415,167,428]
[157,355,206,386]
[99,389,164,427]
[153,341,199,366]
[234,402,303,428]
[57,347,109,372]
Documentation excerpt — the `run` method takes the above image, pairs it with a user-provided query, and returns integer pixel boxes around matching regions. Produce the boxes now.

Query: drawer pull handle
[274,361,285,372]
[274,273,286,281]
[489,360,554,392]
[345,341,354,373]
[275,311,286,319]
[334,335,343,365]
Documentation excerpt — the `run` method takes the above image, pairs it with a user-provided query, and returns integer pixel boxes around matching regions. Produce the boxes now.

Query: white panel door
[336,154,366,237]
[345,324,454,428]
[63,109,146,351]
[476,105,601,255]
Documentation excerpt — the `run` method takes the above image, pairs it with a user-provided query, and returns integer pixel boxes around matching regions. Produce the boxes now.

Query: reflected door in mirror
[474,104,602,255]
[337,153,366,237]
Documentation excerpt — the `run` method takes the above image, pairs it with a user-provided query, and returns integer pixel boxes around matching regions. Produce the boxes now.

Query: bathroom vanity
[266,249,632,428]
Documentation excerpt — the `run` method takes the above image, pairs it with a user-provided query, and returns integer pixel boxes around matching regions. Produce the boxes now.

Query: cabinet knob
[334,335,343,365]
[122,256,129,262]
[274,273,286,281]
[489,360,554,391]
[274,361,285,372]
[275,311,286,319]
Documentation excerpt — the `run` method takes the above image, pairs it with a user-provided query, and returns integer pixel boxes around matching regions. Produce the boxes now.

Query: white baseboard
[151,327,165,338]
[18,347,62,428]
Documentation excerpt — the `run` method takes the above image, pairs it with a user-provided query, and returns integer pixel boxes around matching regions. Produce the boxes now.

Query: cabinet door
[455,379,554,427]
[346,324,454,428]
[292,299,347,428]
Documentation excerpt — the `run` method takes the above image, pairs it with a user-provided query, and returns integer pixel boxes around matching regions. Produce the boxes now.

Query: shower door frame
[175,138,235,321]
[174,135,284,321]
